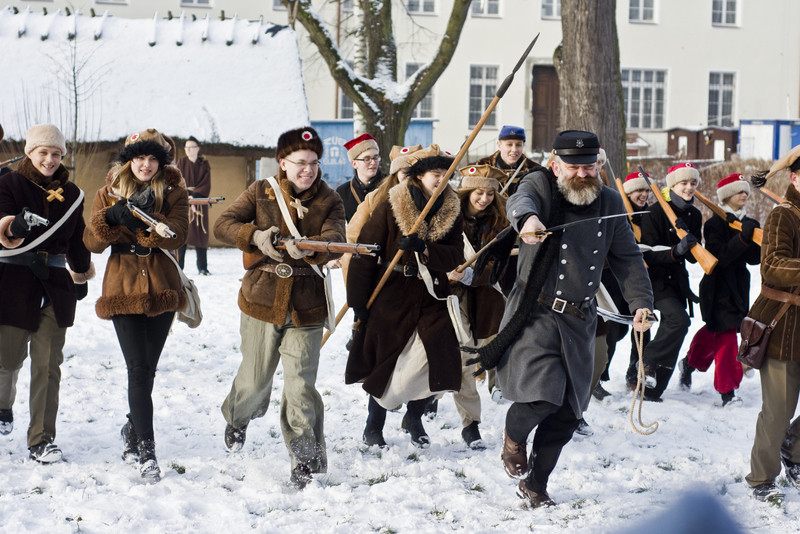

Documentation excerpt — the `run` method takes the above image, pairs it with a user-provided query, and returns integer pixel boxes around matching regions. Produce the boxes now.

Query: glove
[674,233,699,256]
[397,233,426,253]
[284,238,314,260]
[105,200,148,231]
[740,219,759,243]
[252,226,284,262]
[725,212,737,224]
[353,306,369,324]
[673,217,689,232]
[8,210,31,239]
[474,225,517,284]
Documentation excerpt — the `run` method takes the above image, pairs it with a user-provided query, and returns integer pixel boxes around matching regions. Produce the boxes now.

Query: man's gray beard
[557,175,603,205]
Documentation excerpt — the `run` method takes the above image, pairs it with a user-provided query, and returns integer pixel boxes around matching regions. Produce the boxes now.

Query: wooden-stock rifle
[693,190,762,246]
[639,166,718,275]
[188,196,225,206]
[614,177,643,242]
[0,155,23,168]
[108,191,177,239]
[243,238,380,270]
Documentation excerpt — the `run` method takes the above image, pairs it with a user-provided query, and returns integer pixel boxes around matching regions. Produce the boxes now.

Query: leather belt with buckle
[111,243,152,257]
[537,293,586,320]
[0,251,67,268]
[257,263,316,278]
[379,261,418,278]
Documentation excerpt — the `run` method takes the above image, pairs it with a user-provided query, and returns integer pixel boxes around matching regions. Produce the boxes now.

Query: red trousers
[685,326,743,394]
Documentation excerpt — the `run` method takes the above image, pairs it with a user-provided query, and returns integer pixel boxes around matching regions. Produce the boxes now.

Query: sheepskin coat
[83,166,189,319]
[213,173,345,327]
[0,159,91,330]
[345,182,464,398]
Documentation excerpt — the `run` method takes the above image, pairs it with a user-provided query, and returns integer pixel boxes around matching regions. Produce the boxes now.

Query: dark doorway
[531,65,561,152]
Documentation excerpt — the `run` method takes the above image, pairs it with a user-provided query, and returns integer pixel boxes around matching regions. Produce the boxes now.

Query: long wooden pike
[362,33,541,312]
[498,158,528,196]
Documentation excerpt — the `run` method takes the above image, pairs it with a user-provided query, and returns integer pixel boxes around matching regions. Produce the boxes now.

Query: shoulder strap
[0,188,84,257]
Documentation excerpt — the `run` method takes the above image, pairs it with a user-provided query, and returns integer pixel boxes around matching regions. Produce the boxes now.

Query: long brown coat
[213,173,345,327]
[178,156,211,248]
[0,159,91,330]
[345,182,464,398]
[83,166,189,319]
[747,184,800,363]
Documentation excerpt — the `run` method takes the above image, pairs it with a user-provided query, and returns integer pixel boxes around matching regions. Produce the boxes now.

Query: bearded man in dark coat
[470,130,653,509]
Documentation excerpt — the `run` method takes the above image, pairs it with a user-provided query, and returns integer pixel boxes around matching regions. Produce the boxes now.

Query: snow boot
[517,480,555,509]
[0,408,12,435]
[138,439,161,482]
[461,421,486,450]
[28,441,62,464]
[362,396,387,448]
[121,415,138,463]
[678,358,694,391]
[501,429,527,478]
[751,482,784,503]
[290,463,312,490]
[224,423,247,452]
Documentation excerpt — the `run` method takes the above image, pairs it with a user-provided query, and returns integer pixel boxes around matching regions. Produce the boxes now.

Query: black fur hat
[117,129,173,168]
[276,127,323,160]
[407,155,454,178]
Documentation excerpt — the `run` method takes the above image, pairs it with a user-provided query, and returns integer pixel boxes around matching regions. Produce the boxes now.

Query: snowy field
[1,247,797,533]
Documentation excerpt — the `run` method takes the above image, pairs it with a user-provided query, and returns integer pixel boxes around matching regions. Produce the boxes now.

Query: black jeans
[112,313,174,441]
[506,399,580,493]
[642,296,691,397]
[178,245,208,272]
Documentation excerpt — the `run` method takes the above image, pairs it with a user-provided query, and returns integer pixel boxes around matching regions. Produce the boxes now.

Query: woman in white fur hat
[0,123,94,463]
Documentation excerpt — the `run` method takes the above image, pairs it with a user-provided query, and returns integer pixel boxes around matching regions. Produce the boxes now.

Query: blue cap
[498,125,525,141]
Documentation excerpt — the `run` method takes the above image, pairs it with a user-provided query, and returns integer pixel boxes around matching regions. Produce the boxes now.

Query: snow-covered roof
[0,7,309,148]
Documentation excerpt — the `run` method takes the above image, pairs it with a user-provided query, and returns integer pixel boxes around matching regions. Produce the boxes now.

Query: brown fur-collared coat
[213,173,345,327]
[747,184,800,363]
[83,166,189,319]
[345,182,464,398]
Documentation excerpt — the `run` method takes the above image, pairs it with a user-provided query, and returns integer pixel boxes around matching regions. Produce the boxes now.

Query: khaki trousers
[221,312,327,473]
[746,357,800,486]
[0,304,65,447]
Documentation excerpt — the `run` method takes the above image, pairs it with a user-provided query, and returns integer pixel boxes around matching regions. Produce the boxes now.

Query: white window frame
[629,0,656,23]
[541,0,561,20]
[406,0,436,15]
[471,0,500,17]
[708,71,735,127]
[95,0,128,6]
[406,63,434,119]
[712,0,737,26]
[469,64,498,129]
[341,0,354,13]
[180,0,212,7]
[621,68,666,130]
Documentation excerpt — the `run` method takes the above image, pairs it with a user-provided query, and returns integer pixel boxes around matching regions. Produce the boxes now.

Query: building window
[621,68,666,130]
[629,0,655,22]
[469,65,498,128]
[342,0,354,13]
[339,60,355,119]
[406,63,434,119]
[180,0,212,7]
[272,0,286,10]
[541,0,561,19]
[471,0,500,16]
[406,0,435,14]
[708,71,735,127]
[712,0,737,26]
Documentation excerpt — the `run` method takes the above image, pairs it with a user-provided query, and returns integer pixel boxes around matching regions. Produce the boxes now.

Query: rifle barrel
[276,238,379,256]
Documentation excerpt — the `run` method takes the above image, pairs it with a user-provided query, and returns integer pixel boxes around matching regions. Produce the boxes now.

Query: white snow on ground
[0,247,797,533]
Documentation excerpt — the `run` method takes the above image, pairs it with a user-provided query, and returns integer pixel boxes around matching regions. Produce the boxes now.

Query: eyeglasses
[353,156,380,163]
[283,158,321,170]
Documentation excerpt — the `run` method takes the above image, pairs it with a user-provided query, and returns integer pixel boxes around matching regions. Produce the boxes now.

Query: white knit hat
[25,124,67,157]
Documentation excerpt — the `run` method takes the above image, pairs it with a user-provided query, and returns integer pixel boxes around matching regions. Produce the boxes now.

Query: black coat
[335,170,385,221]
[0,159,91,330]
[698,213,761,332]
[639,198,702,306]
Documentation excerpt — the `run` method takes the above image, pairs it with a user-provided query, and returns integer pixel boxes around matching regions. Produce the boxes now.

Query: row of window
[83,0,739,26]
[341,65,735,130]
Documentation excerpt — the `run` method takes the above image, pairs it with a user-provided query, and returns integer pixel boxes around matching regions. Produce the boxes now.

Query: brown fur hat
[276,127,323,160]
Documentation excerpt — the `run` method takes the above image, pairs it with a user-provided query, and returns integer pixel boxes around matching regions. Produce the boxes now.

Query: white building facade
[5,0,800,160]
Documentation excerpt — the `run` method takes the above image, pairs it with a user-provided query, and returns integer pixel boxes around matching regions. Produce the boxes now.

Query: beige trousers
[221,312,326,473]
[746,357,800,486]
[0,304,65,447]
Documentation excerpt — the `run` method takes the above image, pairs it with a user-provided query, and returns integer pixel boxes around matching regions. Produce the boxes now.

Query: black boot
[0,408,12,435]
[121,415,138,463]
[138,439,161,482]
[461,421,485,450]
[402,399,430,448]
[363,396,387,448]
[678,358,694,391]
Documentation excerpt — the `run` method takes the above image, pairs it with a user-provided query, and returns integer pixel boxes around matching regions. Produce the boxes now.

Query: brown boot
[501,429,528,478]
[517,480,555,509]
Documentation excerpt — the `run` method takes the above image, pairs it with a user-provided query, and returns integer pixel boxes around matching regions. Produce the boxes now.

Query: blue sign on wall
[312,120,354,189]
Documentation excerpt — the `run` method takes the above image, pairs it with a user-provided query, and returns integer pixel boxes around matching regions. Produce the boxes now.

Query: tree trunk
[558,0,627,176]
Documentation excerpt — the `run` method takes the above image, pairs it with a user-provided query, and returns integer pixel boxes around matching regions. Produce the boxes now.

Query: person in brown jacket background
[177,136,212,275]
[214,126,345,490]
[0,123,94,463]
[83,129,189,482]
[745,145,800,503]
